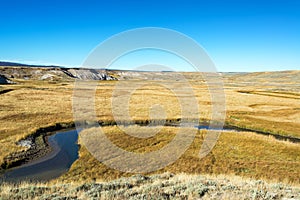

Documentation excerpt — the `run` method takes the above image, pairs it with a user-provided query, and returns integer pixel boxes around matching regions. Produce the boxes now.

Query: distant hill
[0,61,299,86]
[0,61,61,68]
[0,64,117,81]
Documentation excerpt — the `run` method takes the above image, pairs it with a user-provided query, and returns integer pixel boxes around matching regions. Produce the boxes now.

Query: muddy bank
[0,122,75,171]
[224,124,300,144]
[1,129,79,182]
[0,88,14,95]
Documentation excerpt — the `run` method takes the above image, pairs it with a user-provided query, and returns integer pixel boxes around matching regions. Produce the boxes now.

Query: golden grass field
[0,71,299,186]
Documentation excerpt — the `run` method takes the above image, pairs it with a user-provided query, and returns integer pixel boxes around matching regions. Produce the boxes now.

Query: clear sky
[0,0,299,72]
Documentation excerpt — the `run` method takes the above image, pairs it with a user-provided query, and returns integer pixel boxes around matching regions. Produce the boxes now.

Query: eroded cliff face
[66,68,117,80]
[2,65,299,85]
[0,66,117,81]
[0,66,194,82]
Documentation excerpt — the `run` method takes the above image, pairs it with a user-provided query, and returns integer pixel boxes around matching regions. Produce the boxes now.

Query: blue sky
[0,0,299,72]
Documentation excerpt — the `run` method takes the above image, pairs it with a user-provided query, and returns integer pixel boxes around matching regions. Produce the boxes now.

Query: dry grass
[0,80,74,165]
[0,71,300,184]
[0,173,299,199]
[58,126,300,184]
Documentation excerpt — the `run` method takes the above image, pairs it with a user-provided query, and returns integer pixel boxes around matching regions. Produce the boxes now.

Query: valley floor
[0,69,299,197]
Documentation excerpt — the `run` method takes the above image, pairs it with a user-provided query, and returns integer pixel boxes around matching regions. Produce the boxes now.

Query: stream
[0,129,78,183]
[1,122,299,183]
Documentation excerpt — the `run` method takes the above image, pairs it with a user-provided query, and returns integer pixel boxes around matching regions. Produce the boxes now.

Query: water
[1,129,78,182]
[1,123,298,183]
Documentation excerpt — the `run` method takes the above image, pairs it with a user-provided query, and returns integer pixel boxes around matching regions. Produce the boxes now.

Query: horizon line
[0,59,298,73]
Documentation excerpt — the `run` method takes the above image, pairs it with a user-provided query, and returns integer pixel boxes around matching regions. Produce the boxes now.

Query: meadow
[0,70,299,188]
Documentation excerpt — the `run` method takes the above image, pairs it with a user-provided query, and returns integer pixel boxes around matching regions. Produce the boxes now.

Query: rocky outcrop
[0,67,69,81]
[67,69,117,80]
[0,67,118,81]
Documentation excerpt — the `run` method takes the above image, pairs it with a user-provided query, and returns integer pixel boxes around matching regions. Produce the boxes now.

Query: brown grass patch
[58,126,300,184]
